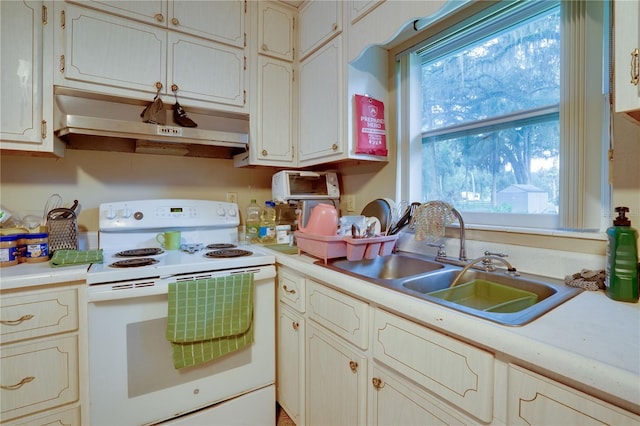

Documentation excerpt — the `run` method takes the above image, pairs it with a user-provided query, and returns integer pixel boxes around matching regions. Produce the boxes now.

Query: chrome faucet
[450,207,467,262]
[427,206,466,265]
[449,255,520,288]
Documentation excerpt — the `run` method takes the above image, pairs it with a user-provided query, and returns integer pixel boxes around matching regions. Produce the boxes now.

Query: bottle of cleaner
[246,199,261,244]
[259,201,277,245]
[605,206,639,302]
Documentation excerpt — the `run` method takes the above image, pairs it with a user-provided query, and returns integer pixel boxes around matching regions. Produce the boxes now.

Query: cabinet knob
[631,48,639,86]
[262,149,269,156]
[155,81,163,91]
[262,44,269,52]
[0,314,34,326]
[291,321,299,330]
[371,377,385,389]
[171,84,179,93]
[349,360,358,373]
[331,144,338,151]
[154,13,164,22]
[331,23,338,31]
[1,376,35,391]
[172,17,180,26]
[282,284,296,294]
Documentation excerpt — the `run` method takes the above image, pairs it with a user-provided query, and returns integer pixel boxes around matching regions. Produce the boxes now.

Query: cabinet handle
[1,314,34,326]
[41,120,47,139]
[631,48,639,86]
[291,321,299,330]
[59,54,65,73]
[1,376,35,390]
[349,360,358,373]
[331,23,338,31]
[42,4,48,25]
[282,285,296,294]
[172,17,180,26]
[154,13,164,22]
[371,377,385,389]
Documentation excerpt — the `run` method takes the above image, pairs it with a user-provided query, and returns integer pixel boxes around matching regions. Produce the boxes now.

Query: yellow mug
[156,231,181,250]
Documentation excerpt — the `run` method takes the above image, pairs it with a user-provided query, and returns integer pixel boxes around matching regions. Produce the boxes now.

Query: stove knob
[121,206,133,218]
[105,207,117,220]
[216,206,226,216]
[227,207,238,217]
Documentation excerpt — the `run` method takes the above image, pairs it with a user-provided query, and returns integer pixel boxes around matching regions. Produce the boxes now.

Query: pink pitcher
[297,203,338,236]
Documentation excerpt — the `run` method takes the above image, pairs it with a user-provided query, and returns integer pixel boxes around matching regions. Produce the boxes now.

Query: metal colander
[46,208,79,254]
[410,201,458,242]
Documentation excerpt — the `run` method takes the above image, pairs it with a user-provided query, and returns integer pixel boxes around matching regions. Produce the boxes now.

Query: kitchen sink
[319,252,446,283]
[317,253,583,326]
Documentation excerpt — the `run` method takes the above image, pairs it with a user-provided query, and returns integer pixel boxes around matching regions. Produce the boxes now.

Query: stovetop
[87,199,275,285]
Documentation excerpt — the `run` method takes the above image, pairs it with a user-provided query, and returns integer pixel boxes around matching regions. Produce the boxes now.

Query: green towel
[49,249,103,267]
[166,273,254,369]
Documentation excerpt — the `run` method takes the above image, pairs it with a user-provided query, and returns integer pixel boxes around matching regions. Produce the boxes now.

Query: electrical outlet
[346,195,356,212]
[226,192,238,204]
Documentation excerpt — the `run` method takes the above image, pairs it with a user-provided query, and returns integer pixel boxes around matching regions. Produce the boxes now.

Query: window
[396,1,609,231]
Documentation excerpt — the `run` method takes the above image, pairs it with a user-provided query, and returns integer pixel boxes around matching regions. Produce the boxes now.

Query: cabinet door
[298,0,341,60]
[614,0,640,113]
[277,304,304,426]
[62,4,166,95]
[258,1,295,61]
[254,56,294,164]
[0,1,44,144]
[0,335,79,423]
[373,308,494,423]
[168,32,245,108]
[306,323,367,426]
[278,266,306,312]
[298,37,344,165]
[67,0,167,26]
[507,364,640,425]
[169,0,245,48]
[371,365,473,425]
[1,287,78,344]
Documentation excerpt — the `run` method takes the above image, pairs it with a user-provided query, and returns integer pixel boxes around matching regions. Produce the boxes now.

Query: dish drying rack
[294,231,398,263]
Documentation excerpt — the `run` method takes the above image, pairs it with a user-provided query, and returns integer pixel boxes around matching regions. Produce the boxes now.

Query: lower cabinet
[275,265,639,425]
[0,283,86,425]
[306,323,368,425]
[370,364,474,425]
[277,304,304,425]
[507,364,640,425]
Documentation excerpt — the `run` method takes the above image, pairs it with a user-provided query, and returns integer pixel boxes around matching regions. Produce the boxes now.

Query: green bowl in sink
[427,279,538,313]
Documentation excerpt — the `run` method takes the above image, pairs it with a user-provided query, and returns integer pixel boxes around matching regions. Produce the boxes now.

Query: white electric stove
[86,199,276,426]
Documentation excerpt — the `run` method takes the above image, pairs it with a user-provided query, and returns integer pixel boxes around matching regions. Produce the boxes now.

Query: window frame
[394,0,610,233]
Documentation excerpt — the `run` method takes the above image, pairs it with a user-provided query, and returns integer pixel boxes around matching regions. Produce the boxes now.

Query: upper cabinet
[0,1,64,156]
[66,0,245,47]
[54,2,247,112]
[614,0,640,115]
[298,0,341,61]
[258,1,294,61]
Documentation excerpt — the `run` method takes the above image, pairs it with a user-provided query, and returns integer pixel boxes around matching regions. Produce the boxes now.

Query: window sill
[448,224,606,256]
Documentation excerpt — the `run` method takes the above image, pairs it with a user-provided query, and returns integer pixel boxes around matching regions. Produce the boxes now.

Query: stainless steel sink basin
[317,253,583,326]
[320,253,446,283]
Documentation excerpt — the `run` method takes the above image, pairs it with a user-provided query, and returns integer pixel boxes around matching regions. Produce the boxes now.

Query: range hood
[54,90,249,158]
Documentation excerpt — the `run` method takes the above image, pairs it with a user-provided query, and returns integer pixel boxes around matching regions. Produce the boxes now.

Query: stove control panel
[99,199,239,231]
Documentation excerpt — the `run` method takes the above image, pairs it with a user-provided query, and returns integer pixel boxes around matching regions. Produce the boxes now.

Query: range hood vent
[54,90,249,158]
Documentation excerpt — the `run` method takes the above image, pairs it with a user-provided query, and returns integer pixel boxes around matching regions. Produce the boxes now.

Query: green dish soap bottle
[605,207,639,302]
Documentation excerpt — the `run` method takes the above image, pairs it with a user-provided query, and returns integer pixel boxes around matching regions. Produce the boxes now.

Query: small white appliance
[271,170,340,203]
[86,199,275,425]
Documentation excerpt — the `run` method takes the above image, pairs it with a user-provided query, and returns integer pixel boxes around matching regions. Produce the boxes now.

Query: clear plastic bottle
[259,201,277,245]
[246,199,262,243]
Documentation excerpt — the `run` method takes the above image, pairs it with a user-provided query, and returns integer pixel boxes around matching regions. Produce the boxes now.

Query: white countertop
[0,261,88,291]
[271,249,640,414]
[2,247,638,414]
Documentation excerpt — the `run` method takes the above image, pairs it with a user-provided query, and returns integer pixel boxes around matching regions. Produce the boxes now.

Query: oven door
[87,266,275,426]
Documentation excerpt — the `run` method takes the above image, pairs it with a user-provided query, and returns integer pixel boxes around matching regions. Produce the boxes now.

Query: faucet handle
[484,250,508,258]
[427,243,446,258]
